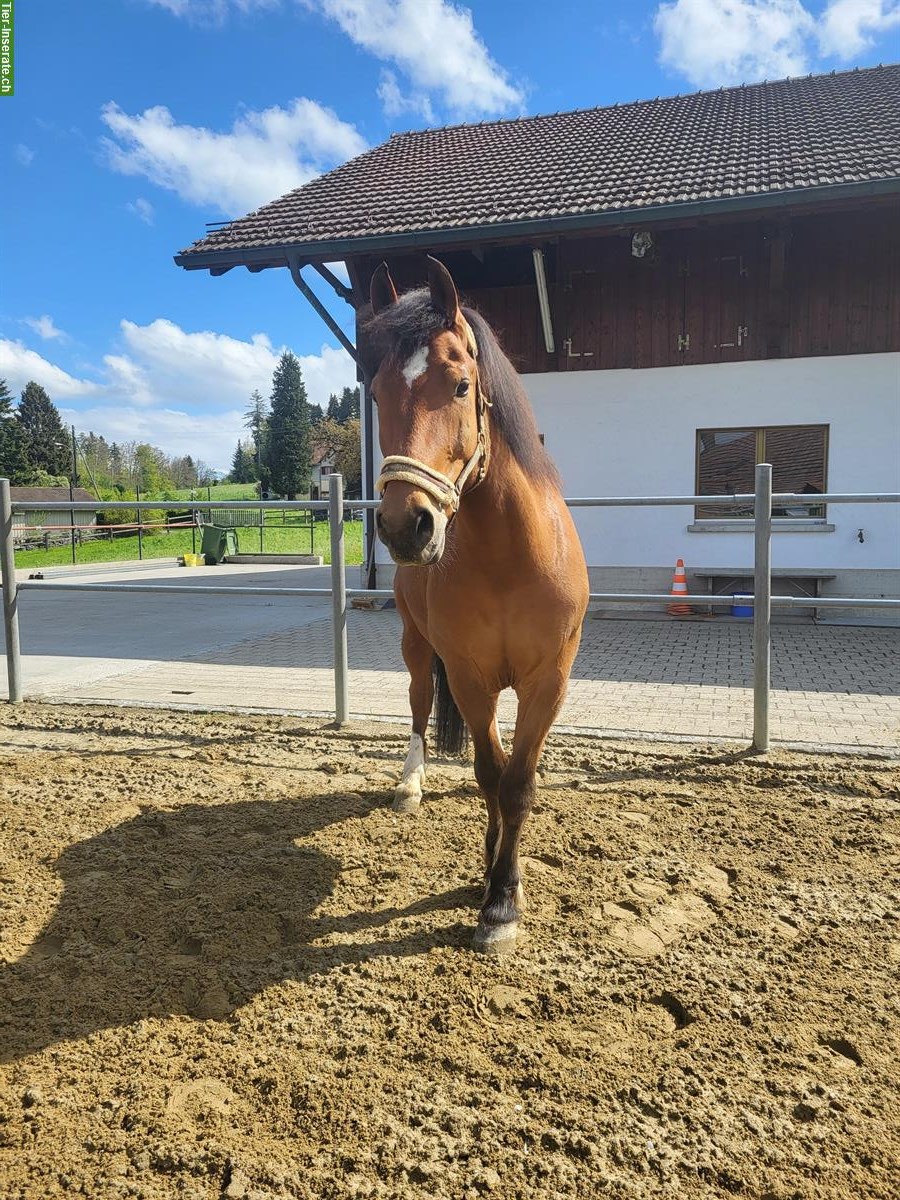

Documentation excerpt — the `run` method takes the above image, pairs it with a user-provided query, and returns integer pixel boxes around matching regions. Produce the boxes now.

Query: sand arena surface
[0,703,897,1199]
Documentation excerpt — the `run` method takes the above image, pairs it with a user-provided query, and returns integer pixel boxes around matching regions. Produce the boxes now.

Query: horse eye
[455,379,470,398]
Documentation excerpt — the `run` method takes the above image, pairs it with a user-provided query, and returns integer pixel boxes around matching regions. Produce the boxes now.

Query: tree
[0,378,31,483]
[229,440,255,484]
[325,386,360,425]
[338,386,360,423]
[308,402,325,426]
[268,350,311,500]
[17,382,70,477]
[243,389,268,480]
[133,443,166,493]
[315,417,361,498]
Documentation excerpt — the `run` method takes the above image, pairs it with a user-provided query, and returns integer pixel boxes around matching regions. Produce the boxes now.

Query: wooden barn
[10,487,98,546]
[176,64,900,615]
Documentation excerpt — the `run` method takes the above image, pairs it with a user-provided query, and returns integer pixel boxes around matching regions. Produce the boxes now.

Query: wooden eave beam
[312,262,354,305]
[286,253,368,381]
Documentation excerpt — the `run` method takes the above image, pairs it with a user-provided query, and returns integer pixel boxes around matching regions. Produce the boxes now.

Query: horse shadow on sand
[0,790,475,1064]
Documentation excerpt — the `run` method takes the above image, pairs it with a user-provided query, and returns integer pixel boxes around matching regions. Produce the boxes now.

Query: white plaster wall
[523,353,900,572]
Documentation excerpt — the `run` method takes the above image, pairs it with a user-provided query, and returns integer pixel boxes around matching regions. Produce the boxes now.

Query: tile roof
[11,487,97,504]
[177,64,900,267]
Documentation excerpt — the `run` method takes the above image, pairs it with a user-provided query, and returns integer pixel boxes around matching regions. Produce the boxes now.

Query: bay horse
[367,257,589,952]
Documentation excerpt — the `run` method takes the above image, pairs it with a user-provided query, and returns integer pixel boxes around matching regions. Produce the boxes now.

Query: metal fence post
[328,474,349,725]
[752,463,773,751]
[0,479,23,703]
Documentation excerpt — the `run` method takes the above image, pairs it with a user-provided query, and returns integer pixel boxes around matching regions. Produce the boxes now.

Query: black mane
[362,289,558,485]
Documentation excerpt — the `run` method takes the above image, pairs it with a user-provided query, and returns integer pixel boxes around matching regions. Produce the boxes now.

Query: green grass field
[147,483,260,502]
[13,520,363,569]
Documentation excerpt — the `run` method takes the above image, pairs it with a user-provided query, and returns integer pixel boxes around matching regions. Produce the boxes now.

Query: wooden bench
[693,569,836,616]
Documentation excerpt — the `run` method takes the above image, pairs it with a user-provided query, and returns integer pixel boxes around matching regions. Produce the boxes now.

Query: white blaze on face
[402,345,429,387]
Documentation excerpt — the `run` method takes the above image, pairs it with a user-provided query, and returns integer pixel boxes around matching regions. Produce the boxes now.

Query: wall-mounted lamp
[631,230,654,259]
[532,248,555,354]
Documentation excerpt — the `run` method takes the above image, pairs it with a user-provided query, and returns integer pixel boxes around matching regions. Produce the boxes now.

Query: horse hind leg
[393,621,435,813]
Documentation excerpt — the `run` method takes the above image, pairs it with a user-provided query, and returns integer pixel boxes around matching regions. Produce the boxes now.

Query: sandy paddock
[0,703,897,1199]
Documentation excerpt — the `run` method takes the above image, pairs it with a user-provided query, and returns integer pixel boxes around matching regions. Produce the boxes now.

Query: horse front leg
[393,618,435,813]
[474,651,576,953]
[448,679,508,879]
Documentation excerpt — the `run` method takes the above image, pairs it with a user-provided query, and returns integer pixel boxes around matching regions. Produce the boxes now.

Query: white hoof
[472,921,520,955]
[392,777,422,814]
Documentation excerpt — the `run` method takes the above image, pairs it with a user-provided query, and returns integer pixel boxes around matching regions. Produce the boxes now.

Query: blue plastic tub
[731,591,753,618]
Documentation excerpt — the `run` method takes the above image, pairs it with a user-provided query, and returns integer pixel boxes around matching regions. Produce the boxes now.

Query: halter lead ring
[376,318,491,515]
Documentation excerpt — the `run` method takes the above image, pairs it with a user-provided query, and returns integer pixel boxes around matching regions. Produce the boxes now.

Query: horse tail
[432,656,468,756]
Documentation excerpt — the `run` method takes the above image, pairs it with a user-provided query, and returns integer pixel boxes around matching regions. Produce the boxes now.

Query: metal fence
[2,469,898,752]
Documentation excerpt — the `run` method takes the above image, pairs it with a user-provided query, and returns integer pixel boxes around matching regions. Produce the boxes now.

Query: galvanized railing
[2,470,898,751]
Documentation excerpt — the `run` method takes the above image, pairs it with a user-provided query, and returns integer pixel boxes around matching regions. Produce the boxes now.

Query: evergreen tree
[229,440,255,484]
[338,385,360,423]
[0,379,31,483]
[108,442,124,485]
[17,382,70,477]
[308,402,325,426]
[325,386,360,424]
[243,389,268,480]
[268,351,311,500]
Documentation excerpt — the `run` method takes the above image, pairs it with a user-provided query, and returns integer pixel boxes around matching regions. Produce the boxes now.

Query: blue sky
[3,0,898,472]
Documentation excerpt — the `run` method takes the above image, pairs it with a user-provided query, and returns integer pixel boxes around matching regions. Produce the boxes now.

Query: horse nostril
[413,507,434,549]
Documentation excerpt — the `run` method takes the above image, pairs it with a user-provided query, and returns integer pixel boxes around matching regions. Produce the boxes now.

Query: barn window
[695,425,828,520]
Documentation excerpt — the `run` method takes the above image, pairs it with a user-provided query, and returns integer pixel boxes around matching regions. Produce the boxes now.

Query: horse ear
[426,255,460,323]
[370,262,398,314]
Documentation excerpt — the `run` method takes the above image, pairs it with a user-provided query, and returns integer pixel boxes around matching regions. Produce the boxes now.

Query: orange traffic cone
[666,558,694,616]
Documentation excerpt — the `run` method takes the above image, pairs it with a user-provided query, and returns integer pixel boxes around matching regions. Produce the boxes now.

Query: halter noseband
[376,318,492,515]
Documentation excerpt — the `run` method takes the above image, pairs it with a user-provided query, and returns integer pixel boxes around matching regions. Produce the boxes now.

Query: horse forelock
[363,289,449,371]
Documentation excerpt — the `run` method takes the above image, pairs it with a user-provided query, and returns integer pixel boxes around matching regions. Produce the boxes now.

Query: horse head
[369,257,489,566]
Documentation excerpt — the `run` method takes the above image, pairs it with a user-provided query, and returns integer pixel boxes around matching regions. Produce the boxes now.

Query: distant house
[310,444,337,500]
[11,487,98,545]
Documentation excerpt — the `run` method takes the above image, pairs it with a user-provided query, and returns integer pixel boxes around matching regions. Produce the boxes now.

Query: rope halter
[376,317,491,515]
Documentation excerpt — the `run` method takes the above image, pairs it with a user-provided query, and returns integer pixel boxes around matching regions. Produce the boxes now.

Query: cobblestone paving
[54,612,899,752]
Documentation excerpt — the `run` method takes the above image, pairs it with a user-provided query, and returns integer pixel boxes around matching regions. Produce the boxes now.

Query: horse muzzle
[376,496,447,566]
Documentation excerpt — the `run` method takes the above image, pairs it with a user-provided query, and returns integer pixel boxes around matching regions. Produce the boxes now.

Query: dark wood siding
[351,200,899,374]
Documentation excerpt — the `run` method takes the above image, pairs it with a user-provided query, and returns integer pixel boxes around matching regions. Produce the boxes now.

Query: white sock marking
[401,732,425,783]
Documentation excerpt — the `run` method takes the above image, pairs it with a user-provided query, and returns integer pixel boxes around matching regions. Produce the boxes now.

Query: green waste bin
[200,525,237,564]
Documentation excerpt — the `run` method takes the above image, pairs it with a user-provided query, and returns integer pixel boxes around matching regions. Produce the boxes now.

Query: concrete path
[2,560,898,751]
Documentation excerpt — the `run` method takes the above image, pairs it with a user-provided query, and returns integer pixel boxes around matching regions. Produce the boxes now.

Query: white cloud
[654,1,814,87]
[654,0,900,87]
[14,144,35,166]
[100,98,367,215]
[145,0,277,19]
[0,320,356,471]
[377,69,435,123]
[127,197,156,225]
[312,0,524,117]
[57,402,249,469]
[23,315,67,342]
[0,340,97,399]
[817,0,900,57]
